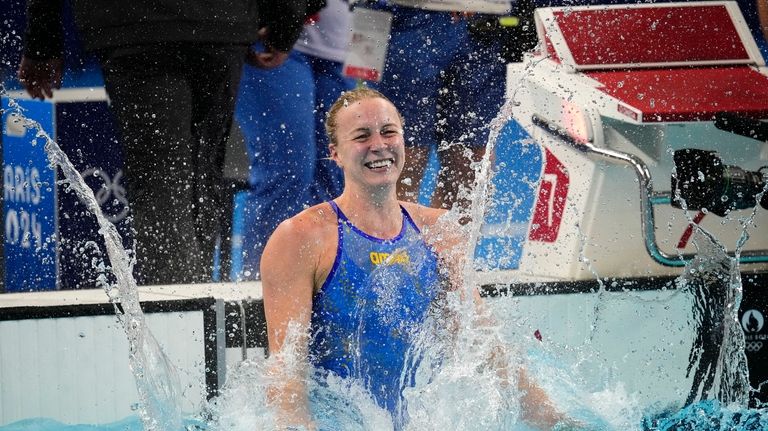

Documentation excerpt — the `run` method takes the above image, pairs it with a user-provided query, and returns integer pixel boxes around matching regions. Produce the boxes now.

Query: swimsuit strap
[327,200,416,242]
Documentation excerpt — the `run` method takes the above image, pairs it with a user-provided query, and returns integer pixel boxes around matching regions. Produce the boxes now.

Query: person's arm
[419,206,572,430]
[248,0,309,69]
[758,0,768,43]
[18,0,65,100]
[261,216,320,430]
[416,205,467,291]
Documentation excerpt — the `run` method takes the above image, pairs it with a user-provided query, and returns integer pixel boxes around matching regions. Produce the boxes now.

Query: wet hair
[325,86,404,146]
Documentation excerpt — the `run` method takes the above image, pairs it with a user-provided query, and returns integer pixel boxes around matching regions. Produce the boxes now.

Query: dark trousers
[99,43,247,285]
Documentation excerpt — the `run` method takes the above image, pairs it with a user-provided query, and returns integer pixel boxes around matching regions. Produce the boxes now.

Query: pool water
[2,372,766,431]
[0,417,144,431]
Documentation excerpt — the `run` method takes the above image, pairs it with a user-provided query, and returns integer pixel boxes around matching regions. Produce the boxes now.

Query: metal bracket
[531,113,768,266]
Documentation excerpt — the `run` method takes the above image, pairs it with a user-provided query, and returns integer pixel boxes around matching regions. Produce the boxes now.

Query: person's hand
[246,28,290,69]
[17,56,63,100]
[450,11,475,23]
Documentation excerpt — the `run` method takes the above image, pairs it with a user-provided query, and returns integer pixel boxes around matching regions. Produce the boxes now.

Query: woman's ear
[329,144,341,167]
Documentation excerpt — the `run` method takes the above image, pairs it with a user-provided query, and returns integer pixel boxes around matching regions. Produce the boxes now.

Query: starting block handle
[530,114,768,267]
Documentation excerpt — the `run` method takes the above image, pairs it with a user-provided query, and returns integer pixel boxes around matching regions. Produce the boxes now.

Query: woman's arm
[420,207,572,430]
[261,217,321,430]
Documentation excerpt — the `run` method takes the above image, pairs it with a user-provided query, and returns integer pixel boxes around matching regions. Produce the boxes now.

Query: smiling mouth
[365,159,394,169]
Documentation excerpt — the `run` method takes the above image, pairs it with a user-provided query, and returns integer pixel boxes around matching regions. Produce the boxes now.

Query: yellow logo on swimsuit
[370,250,410,266]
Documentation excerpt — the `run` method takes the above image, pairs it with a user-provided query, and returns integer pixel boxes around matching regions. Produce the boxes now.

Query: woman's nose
[369,134,387,150]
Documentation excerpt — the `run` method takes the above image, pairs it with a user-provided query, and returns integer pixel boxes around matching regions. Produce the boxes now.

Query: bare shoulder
[400,201,447,231]
[261,202,339,277]
[267,202,338,253]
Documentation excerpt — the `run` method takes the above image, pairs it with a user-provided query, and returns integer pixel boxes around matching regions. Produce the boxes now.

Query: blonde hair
[325,87,404,146]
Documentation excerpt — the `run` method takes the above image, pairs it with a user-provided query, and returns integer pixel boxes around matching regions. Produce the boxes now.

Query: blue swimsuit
[309,201,441,425]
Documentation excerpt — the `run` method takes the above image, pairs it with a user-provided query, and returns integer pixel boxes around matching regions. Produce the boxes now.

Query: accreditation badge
[342,8,393,82]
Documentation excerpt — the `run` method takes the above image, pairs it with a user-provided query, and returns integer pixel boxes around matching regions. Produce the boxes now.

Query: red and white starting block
[499,1,768,282]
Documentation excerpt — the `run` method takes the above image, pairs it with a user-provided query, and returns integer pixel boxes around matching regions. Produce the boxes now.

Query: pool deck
[0,281,264,308]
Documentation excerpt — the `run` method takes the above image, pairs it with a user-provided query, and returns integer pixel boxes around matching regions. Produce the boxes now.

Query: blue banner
[2,97,58,291]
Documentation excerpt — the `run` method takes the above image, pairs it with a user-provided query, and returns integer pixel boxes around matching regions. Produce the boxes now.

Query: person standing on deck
[236,0,356,280]
[359,0,529,213]
[18,0,314,285]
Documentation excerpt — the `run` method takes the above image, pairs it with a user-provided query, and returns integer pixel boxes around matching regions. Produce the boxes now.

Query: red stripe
[677,211,706,249]
[343,65,381,82]
[304,13,319,25]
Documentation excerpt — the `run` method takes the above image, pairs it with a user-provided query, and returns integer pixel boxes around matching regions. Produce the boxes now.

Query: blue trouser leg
[235,50,354,278]
[236,50,316,278]
[378,9,507,206]
[379,10,461,153]
[308,56,355,203]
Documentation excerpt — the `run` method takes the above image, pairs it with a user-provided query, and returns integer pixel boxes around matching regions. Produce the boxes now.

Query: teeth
[367,159,393,169]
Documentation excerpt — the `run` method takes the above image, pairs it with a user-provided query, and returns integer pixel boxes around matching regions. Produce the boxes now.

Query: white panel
[0,333,3,419]
[145,312,207,413]
[0,320,22,422]
[491,290,695,408]
[224,346,267,375]
[58,317,80,421]
[103,318,125,421]
[36,319,59,422]
[0,309,207,426]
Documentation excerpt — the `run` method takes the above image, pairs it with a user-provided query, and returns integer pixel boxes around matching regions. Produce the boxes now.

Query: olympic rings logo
[80,168,129,223]
[745,341,764,353]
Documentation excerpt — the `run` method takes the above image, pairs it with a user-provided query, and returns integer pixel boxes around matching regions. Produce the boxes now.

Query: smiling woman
[259,86,447,430]
[258,86,568,431]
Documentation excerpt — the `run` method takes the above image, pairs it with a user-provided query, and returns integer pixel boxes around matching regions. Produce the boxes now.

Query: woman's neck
[335,188,403,238]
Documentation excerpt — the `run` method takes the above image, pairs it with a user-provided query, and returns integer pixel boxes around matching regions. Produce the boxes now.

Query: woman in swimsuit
[260,87,566,430]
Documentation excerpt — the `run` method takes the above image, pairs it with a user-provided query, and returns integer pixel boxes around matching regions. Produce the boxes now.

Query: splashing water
[2,95,183,431]
[207,324,393,431]
[679,228,749,407]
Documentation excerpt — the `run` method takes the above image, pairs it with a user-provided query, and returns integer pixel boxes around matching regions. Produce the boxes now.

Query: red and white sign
[342,8,392,83]
[529,148,569,242]
[536,2,768,122]
[551,5,750,68]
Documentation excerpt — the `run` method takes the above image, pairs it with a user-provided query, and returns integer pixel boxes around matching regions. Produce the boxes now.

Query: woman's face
[330,97,405,191]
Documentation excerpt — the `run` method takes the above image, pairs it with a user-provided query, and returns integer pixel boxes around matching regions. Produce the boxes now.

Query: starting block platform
[538,1,768,123]
[493,1,768,281]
